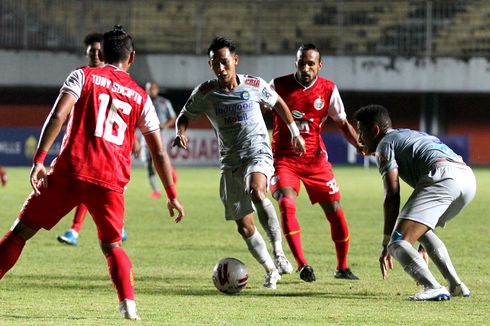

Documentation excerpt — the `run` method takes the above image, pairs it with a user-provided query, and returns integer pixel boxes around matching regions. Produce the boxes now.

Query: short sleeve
[376,141,398,176]
[258,77,278,108]
[138,95,161,135]
[327,86,347,121]
[181,84,206,120]
[60,69,85,100]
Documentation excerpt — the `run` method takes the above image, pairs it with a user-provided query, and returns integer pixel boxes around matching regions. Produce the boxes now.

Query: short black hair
[354,104,392,131]
[102,25,134,63]
[83,32,103,46]
[298,43,322,62]
[207,36,237,56]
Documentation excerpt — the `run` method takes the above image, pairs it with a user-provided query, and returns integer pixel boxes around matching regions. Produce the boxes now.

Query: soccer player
[270,44,362,282]
[0,165,7,187]
[0,26,184,320]
[173,36,305,288]
[57,32,129,245]
[354,104,475,301]
[142,81,177,199]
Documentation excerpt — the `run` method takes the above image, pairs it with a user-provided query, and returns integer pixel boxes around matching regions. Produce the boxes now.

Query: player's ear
[318,60,323,70]
[128,51,135,65]
[234,54,239,65]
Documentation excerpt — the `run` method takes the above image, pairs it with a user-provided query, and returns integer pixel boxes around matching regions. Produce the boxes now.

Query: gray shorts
[398,163,476,229]
[220,156,274,220]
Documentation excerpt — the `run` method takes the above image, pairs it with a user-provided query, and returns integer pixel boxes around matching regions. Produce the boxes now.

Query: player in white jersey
[173,37,306,289]
[355,104,475,301]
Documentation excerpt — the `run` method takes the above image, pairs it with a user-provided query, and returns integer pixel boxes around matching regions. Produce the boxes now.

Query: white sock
[419,230,462,289]
[388,240,441,289]
[149,175,159,192]
[69,229,79,238]
[244,227,276,272]
[254,198,284,256]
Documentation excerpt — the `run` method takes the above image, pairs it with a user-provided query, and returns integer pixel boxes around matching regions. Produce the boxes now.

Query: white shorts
[398,163,476,229]
[220,156,274,220]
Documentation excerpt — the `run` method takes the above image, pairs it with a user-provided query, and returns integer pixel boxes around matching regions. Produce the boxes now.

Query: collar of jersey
[293,73,318,90]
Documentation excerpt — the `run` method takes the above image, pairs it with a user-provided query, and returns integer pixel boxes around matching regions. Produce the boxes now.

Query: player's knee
[387,231,406,258]
[278,196,296,214]
[249,186,266,202]
[321,200,340,214]
[100,240,123,256]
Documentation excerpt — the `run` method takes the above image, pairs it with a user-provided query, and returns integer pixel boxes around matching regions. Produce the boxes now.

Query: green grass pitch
[0,166,489,325]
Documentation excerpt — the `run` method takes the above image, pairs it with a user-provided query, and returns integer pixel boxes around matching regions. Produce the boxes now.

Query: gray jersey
[181,74,278,169]
[153,96,176,125]
[376,129,464,188]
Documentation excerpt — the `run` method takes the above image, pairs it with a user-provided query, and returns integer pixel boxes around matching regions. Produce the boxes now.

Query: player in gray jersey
[173,37,306,289]
[355,104,476,301]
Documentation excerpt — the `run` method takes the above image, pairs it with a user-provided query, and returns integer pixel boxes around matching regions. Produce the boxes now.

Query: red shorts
[271,157,341,204]
[19,173,124,243]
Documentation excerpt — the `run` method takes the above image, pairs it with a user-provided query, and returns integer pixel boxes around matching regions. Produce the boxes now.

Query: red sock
[71,205,88,233]
[278,196,307,269]
[0,231,26,279]
[326,207,350,270]
[105,247,134,301]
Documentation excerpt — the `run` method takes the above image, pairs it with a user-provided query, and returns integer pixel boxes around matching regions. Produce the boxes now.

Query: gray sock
[254,198,284,256]
[243,227,275,272]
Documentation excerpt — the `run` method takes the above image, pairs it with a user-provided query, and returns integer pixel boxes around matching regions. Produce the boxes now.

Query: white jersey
[181,74,278,169]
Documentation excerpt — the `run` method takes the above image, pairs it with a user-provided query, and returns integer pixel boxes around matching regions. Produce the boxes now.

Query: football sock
[278,196,307,268]
[149,175,159,193]
[105,247,135,301]
[71,205,88,233]
[388,239,441,289]
[254,198,284,256]
[244,227,276,272]
[419,230,462,288]
[325,208,350,270]
[0,231,26,279]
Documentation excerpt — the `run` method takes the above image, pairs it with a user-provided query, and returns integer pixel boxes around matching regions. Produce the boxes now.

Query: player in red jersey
[270,44,363,282]
[0,26,184,320]
[0,165,7,187]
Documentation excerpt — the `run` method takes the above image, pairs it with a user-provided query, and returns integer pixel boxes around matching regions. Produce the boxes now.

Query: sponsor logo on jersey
[261,87,272,100]
[314,96,324,110]
[240,91,250,100]
[291,110,304,119]
[215,101,253,115]
[245,78,260,87]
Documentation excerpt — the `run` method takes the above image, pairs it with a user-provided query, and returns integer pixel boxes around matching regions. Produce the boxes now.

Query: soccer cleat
[57,230,78,246]
[334,268,359,280]
[274,254,293,275]
[450,282,471,297]
[121,228,127,241]
[408,287,451,301]
[150,191,162,199]
[119,299,141,320]
[299,265,316,282]
[263,269,281,289]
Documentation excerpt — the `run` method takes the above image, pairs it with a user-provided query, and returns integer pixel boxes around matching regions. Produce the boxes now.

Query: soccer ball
[212,257,248,294]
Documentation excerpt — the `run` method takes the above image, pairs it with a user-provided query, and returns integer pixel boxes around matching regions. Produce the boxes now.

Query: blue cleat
[57,230,78,246]
[121,228,127,241]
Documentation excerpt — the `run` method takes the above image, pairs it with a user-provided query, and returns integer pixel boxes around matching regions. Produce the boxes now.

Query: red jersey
[51,65,160,192]
[271,74,346,161]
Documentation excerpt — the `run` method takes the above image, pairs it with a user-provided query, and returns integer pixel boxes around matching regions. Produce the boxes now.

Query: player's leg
[86,183,139,320]
[246,158,292,274]
[387,219,450,301]
[57,204,89,246]
[0,165,7,187]
[236,214,280,289]
[147,152,160,198]
[0,221,37,279]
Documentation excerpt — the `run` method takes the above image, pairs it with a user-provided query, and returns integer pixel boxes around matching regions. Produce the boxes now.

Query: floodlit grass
[0,166,489,325]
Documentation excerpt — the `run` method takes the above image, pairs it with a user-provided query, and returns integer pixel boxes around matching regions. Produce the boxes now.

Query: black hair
[354,104,392,131]
[297,43,322,62]
[83,32,103,47]
[207,36,238,56]
[102,25,134,63]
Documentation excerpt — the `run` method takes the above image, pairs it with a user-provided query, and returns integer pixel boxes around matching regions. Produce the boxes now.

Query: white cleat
[409,287,451,301]
[263,269,281,289]
[274,254,293,275]
[450,282,471,297]
[119,299,141,320]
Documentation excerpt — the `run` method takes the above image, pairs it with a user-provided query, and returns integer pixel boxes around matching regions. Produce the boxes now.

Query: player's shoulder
[242,74,262,88]
[316,76,337,89]
[196,79,218,94]
[273,73,295,84]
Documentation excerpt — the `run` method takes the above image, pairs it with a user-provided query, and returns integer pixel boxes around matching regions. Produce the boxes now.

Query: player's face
[146,84,159,98]
[357,121,378,155]
[209,48,238,87]
[86,41,103,68]
[295,49,322,86]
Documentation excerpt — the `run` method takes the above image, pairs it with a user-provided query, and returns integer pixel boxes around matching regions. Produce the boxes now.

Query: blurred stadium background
[1,0,489,166]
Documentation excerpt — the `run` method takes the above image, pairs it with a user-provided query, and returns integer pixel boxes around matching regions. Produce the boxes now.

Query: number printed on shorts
[326,178,339,195]
[95,93,132,145]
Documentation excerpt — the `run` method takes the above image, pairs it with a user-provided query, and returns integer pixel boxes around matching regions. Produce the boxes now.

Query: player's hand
[379,245,393,280]
[167,198,185,223]
[292,135,306,156]
[30,163,48,196]
[172,134,189,150]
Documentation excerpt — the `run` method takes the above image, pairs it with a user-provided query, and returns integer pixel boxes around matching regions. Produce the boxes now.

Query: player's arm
[272,95,306,154]
[379,168,400,279]
[30,93,77,195]
[172,111,189,149]
[334,119,364,154]
[144,130,184,222]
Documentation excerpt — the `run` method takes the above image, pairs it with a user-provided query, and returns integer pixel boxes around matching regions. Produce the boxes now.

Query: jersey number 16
[95,93,132,145]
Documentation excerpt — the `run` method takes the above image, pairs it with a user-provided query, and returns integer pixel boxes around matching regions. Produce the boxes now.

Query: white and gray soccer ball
[212,257,248,294]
